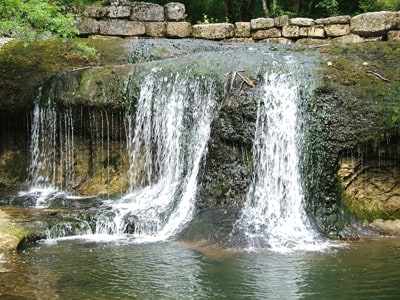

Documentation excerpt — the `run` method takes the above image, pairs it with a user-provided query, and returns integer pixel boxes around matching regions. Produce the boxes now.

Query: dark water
[1,237,400,299]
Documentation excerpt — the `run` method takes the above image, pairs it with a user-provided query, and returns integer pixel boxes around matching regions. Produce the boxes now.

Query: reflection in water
[1,238,400,299]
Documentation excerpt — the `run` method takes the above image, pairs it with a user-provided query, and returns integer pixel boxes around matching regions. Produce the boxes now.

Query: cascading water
[230,58,325,252]
[20,87,71,207]
[96,67,217,241]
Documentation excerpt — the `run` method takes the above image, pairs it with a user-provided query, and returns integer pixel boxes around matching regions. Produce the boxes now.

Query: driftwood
[228,70,255,93]
[367,70,389,82]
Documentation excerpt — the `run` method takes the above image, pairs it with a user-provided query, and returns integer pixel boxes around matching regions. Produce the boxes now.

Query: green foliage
[315,0,340,16]
[0,0,78,41]
[359,0,400,12]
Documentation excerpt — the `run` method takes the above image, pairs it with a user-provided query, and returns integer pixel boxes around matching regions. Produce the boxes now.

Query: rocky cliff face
[0,38,400,248]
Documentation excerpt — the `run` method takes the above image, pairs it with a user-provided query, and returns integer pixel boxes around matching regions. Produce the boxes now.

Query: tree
[0,0,78,41]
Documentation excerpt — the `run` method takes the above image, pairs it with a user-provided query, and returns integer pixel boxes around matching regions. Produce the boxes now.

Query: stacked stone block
[75,1,400,44]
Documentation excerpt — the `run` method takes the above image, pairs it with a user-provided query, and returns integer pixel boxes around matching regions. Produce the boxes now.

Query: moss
[0,38,128,113]
[318,41,400,142]
[0,210,29,252]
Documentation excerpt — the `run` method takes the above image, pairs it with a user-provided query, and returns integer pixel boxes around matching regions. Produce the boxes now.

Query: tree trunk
[261,0,271,17]
[240,0,255,21]
[307,0,314,16]
[224,0,235,23]
[290,0,301,15]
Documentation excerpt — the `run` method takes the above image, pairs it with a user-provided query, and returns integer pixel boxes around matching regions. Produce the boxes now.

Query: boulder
[250,18,274,30]
[251,28,281,40]
[324,24,350,37]
[299,26,325,38]
[109,5,131,18]
[289,17,314,26]
[130,2,164,22]
[75,17,100,35]
[296,38,331,45]
[332,33,364,44]
[192,23,235,40]
[274,15,289,27]
[315,15,351,25]
[350,11,397,37]
[98,20,145,36]
[83,6,109,19]
[234,22,251,38]
[282,25,299,38]
[166,22,192,38]
[164,2,186,21]
[145,22,166,37]
[259,37,293,44]
[388,30,400,41]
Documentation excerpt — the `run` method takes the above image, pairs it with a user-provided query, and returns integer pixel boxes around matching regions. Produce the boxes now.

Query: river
[1,237,399,299]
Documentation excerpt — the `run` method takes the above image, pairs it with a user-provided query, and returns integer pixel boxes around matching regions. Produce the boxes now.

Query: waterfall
[21,88,71,207]
[231,59,325,252]
[96,67,217,241]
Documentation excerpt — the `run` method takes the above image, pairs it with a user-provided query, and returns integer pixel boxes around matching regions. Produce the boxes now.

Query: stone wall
[76,1,400,45]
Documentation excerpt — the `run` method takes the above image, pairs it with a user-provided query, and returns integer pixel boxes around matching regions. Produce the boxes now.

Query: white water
[24,87,68,207]
[96,67,217,241]
[231,63,326,252]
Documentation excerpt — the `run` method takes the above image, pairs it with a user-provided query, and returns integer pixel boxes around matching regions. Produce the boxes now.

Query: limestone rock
[259,37,293,44]
[282,25,299,38]
[234,22,250,38]
[145,22,166,37]
[296,38,331,45]
[332,34,364,44]
[315,15,351,25]
[75,17,100,35]
[164,2,185,21]
[251,28,281,40]
[83,6,109,19]
[166,22,192,38]
[99,20,145,36]
[371,219,400,235]
[324,24,350,37]
[350,11,397,37]
[299,26,325,38]
[250,18,274,30]
[289,17,314,26]
[274,15,289,27]
[130,2,164,22]
[192,23,235,40]
[388,30,400,41]
[109,5,131,18]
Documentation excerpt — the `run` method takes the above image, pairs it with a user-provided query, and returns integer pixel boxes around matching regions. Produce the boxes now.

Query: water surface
[1,237,400,299]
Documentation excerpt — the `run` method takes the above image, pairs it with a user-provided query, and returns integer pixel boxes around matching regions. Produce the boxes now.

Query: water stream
[95,67,218,241]
[231,59,324,252]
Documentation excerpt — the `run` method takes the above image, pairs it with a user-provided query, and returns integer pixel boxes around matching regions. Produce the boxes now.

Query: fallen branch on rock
[367,70,389,82]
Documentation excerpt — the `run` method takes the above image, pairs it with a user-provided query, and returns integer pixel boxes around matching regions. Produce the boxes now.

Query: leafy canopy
[0,0,78,41]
